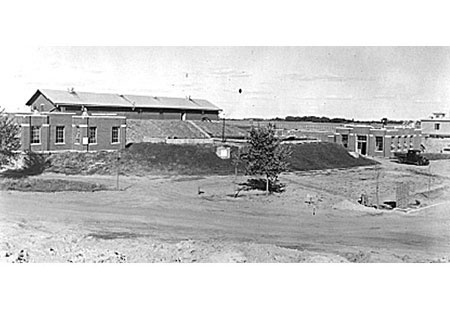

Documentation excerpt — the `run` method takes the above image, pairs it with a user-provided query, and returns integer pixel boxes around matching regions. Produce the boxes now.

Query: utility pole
[222,116,226,142]
[234,146,240,182]
[116,151,121,190]
[428,164,432,196]
[375,167,381,208]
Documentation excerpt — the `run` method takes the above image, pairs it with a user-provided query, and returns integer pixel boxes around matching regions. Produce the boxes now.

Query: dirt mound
[43,142,377,176]
[123,143,242,175]
[289,142,378,171]
[45,144,242,176]
[46,151,119,175]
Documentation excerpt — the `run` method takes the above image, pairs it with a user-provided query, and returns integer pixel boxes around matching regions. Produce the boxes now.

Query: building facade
[25,89,221,121]
[16,112,126,152]
[332,125,421,157]
[421,112,450,138]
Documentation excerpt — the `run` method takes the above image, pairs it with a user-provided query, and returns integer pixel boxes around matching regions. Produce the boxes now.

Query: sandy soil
[2,159,450,263]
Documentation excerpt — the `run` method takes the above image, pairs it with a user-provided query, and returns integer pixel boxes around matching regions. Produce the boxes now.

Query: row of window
[340,135,413,152]
[340,135,384,151]
[30,126,120,145]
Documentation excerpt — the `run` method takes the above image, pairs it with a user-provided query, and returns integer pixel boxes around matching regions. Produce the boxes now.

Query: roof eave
[57,103,221,111]
[25,89,56,106]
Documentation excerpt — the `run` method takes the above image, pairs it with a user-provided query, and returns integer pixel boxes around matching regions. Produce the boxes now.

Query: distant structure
[25,89,221,121]
[421,112,450,138]
[332,125,422,158]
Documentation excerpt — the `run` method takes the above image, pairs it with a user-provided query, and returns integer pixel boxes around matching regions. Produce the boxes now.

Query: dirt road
[1,159,450,262]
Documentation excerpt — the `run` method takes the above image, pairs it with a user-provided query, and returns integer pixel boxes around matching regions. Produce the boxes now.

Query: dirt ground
[1,158,450,263]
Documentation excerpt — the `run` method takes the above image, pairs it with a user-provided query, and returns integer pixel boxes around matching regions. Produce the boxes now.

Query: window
[74,126,81,144]
[111,126,120,144]
[55,126,65,144]
[357,135,367,141]
[341,134,348,148]
[375,136,383,151]
[31,126,40,144]
[435,123,440,130]
[88,127,97,144]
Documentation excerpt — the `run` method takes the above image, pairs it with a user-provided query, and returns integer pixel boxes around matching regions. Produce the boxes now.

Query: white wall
[421,120,450,137]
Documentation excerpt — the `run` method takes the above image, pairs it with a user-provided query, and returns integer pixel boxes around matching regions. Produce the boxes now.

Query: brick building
[16,111,126,152]
[332,125,422,157]
[25,89,221,121]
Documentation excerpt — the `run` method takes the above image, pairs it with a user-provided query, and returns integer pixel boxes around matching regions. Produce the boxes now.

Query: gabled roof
[26,89,221,111]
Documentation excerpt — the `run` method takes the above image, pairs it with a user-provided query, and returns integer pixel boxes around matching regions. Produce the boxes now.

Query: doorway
[357,135,367,155]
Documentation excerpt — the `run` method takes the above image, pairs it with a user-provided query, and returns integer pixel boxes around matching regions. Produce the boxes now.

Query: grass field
[0,177,108,192]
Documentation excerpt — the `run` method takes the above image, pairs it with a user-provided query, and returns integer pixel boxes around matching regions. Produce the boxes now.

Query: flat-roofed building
[332,125,421,157]
[421,112,450,138]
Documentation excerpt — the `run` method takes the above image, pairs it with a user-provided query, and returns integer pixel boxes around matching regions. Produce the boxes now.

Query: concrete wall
[285,130,332,142]
[166,138,214,145]
[422,137,450,153]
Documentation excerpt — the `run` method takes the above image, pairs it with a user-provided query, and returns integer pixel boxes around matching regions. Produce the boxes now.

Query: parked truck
[394,149,430,166]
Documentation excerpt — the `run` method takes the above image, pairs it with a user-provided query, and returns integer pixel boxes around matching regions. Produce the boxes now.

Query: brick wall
[333,125,422,158]
[29,94,55,112]
[18,113,126,152]
[55,105,220,121]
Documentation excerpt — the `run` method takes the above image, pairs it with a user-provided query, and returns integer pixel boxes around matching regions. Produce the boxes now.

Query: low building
[16,111,126,152]
[332,125,421,158]
[25,89,221,121]
[421,112,450,138]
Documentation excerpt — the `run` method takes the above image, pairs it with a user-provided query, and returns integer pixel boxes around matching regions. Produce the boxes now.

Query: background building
[26,89,221,121]
[421,112,450,138]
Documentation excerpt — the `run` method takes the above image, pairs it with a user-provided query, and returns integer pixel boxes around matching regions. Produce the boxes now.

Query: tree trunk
[266,174,269,195]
